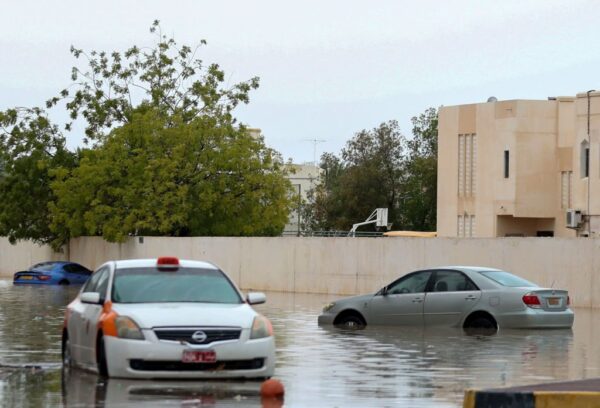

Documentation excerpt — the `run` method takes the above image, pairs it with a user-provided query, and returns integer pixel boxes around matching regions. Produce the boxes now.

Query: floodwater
[1,280,600,407]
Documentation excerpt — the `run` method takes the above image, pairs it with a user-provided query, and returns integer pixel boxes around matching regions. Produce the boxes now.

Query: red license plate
[182,350,216,363]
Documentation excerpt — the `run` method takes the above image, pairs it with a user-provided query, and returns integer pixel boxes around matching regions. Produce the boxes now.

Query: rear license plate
[182,350,216,363]
[19,276,33,280]
[547,297,561,307]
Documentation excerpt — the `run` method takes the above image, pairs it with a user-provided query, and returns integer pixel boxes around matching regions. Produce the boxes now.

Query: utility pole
[587,90,595,236]
[304,139,326,166]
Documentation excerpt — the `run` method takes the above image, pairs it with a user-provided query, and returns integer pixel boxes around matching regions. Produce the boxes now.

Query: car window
[68,264,92,275]
[387,271,432,295]
[30,262,56,272]
[432,270,479,292]
[63,264,76,273]
[83,266,109,293]
[112,267,242,304]
[95,270,111,300]
[479,270,537,287]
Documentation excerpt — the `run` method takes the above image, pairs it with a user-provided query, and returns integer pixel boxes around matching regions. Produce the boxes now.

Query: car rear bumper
[497,308,574,329]
[13,280,55,285]
[104,331,276,379]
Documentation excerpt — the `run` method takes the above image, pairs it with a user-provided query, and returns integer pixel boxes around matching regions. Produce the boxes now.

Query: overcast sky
[2,0,600,163]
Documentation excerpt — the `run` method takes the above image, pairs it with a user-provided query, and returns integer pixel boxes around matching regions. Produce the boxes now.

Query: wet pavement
[1,279,600,407]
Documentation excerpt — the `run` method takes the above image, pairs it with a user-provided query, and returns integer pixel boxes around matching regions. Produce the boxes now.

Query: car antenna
[550,279,555,288]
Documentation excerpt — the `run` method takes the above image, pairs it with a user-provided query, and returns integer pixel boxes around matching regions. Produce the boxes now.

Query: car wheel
[336,314,366,329]
[62,334,72,368]
[464,314,498,335]
[469,316,496,329]
[58,279,70,285]
[97,335,109,377]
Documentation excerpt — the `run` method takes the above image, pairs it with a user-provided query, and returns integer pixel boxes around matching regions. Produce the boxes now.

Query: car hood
[110,302,258,329]
[332,294,374,309]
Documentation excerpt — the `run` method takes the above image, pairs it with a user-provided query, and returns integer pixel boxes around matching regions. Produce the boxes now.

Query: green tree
[302,121,406,231]
[48,20,259,142]
[400,107,438,231]
[1,21,292,247]
[50,108,292,245]
[0,108,76,246]
[300,153,343,231]
[302,108,438,233]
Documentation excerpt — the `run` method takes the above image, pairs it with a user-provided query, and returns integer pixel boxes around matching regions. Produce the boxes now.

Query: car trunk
[13,271,44,281]
[530,289,569,311]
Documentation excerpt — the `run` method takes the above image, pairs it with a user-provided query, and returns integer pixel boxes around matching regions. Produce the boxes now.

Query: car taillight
[37,275,51,281]
[522,293,541,308]
[567,296,570,306]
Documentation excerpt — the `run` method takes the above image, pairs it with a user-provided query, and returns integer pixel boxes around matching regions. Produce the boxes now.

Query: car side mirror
[247,292,267,305]
[381,286,388,296]
[81,292,101,304]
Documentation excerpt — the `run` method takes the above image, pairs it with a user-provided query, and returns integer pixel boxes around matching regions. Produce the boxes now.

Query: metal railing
[281,230,384,238]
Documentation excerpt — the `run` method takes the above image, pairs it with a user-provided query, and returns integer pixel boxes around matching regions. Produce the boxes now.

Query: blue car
[13,261,92,285]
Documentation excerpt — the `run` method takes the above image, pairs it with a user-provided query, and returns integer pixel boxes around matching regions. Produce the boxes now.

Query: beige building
[284,164,322,234]
[438,91,600,238]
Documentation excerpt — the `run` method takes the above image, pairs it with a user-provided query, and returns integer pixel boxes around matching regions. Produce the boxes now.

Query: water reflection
[0,283,598,407]
[61,369,268,407]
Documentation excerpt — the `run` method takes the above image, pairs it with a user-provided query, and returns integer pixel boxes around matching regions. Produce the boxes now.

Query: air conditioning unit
[566,209,582,229]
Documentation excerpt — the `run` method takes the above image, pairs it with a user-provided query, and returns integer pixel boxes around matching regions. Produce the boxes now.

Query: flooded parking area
[1,280,600,407]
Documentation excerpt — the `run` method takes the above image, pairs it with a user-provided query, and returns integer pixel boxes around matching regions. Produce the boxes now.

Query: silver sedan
[317,266,574,330]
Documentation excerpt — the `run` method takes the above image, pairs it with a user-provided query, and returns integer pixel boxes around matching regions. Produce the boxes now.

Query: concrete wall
[62,236,600,308]
[4,236,600,308]
[0,238,67,277]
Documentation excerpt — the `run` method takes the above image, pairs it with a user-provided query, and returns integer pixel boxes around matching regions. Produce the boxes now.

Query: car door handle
[465,296,478,300]
[412,298,423,303]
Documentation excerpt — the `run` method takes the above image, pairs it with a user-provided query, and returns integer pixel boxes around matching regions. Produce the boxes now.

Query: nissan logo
[191,330,208,343]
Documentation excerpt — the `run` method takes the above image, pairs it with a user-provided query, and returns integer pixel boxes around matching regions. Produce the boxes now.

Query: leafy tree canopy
[0,21,293,248]
[0,108,76,245]
[50,108,291,245]
[48,20,259,143]
[302,109,438,233]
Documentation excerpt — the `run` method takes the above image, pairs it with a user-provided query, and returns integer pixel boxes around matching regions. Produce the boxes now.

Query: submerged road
[0,280,599,407]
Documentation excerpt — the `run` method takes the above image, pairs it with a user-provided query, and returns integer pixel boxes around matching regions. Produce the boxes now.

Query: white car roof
[113,258,219,270]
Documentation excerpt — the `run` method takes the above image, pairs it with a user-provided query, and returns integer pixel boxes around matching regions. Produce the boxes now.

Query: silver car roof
[431,266,504,273]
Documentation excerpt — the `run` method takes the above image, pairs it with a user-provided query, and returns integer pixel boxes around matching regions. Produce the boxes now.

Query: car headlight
[250,315,273,339]
[115,316,145,340]
[322,302,336,313]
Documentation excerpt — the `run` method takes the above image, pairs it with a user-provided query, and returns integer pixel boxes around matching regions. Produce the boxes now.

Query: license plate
[547,297,561,307]
[182,350,216,363]
[19,276,33,280]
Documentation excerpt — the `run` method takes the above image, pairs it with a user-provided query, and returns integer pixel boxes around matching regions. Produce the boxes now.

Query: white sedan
[62,257,275,379]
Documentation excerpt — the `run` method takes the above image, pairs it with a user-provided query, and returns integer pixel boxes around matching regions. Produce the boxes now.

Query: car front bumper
[104,329,276,379]
[317,312,335,325]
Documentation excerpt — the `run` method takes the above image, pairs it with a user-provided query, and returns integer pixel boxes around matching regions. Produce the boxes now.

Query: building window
[561,171,572,209]
[458,134,476,196]
[503,150,509,178]
[457,214,476,237]
[581,140,590,178]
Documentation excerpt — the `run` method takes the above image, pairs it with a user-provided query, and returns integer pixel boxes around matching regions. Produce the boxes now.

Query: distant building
[243,127,322,234]
[247,128,262,139]
[285,164,322,234]
[437,91,600,238]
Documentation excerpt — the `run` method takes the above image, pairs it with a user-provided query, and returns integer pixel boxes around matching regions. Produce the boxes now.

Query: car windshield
[112,267,242,304]
[31,262,56,272]
[479,270,537,287]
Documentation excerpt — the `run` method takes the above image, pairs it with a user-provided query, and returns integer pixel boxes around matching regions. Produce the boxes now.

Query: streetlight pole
[587,90,595,236]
